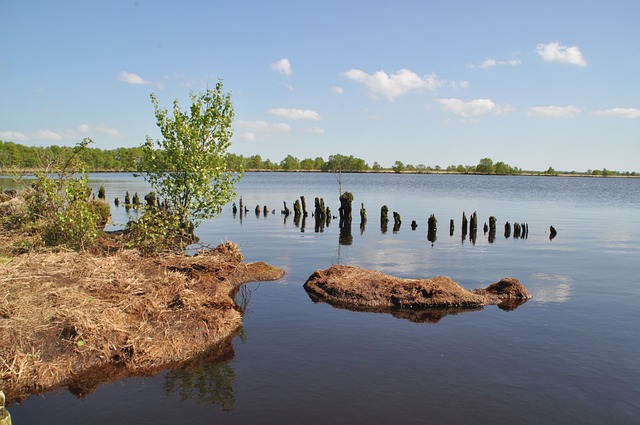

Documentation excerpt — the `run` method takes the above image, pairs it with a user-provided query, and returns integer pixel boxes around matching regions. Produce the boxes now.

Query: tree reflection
[163,337,238,412]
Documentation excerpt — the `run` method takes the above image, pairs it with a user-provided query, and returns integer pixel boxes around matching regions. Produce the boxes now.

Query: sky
[1,0,639,172]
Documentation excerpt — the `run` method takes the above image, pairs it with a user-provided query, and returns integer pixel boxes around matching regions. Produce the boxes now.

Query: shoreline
[0,241,285,405]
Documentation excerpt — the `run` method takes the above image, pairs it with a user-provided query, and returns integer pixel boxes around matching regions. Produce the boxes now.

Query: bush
[124,207,196,255]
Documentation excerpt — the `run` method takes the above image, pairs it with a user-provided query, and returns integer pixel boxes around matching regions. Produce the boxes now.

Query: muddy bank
[0,242,284,404]
[304,265,531,322]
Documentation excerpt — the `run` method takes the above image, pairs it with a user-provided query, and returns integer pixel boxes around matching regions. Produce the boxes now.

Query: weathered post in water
[449,219,454,236]
[360,203,367,234]
[339,192,353,244]
[462,211,468,236]
[504,221,511,238]
[380,205,389,234]
[294,199,302,218]
[393,211,402,232]
[301,196,308,217]
[428,214,437,245]
[282,201,290,216]
[488,216,497,243]
[469,211,478,244]
[550,225,557,240]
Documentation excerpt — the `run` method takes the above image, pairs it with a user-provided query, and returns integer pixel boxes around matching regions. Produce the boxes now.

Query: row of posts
[233,192,553,244]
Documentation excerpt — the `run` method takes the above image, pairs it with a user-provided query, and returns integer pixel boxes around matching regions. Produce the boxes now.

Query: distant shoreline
[2,169,638,178]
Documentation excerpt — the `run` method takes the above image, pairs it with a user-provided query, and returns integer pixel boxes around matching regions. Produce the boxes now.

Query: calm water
[5,172,640,424]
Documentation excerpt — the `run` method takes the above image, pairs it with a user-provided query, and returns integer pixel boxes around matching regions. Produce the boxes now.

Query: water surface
[5,172,640,424]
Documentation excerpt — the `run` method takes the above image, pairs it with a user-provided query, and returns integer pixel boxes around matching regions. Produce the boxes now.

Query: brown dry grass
[0,241,284,403]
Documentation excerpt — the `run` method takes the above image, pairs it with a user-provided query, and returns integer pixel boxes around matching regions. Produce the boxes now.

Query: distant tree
[300,158,315,170]
[280,155,301,171]
[476,157,495,174]
[392,161,405,173]
[313,156,325,170]
[372,162,382,171]
[494,161,510,175]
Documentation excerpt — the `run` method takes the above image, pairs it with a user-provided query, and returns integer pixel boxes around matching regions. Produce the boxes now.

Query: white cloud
[77,123,123,138]
[268,108,320,121]
[304,126,325,134]
[468,58,522,69]
[536,41,587,66]
[96,124,123,137]
[36,129,63,141]
[0,131,29,141]
[436,98,513,118]
[332,86,344,94]
[271,58,293,76]
[237,120,291,142]
[343,68,446,101]
[594,108,640,119]
[118,71,152,85]
[451,80,470,89]
[528,105,582,118]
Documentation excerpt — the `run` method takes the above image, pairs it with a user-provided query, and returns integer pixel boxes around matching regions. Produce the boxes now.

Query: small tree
[140,80,241,237]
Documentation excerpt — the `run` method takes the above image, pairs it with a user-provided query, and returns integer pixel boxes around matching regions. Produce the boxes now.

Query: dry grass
[0,242,284,403]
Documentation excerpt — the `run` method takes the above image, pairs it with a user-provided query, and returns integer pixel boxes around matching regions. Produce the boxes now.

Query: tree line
[1,140,637,176]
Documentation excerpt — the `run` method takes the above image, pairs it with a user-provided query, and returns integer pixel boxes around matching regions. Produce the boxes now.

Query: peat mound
[0,242,284,404]
[303,265,531,322]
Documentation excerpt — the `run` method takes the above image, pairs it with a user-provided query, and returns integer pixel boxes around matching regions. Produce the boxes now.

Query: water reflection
[528,273,572,303]
[163,336,237,412]
[307,292,527,324]
[306,292,527,324]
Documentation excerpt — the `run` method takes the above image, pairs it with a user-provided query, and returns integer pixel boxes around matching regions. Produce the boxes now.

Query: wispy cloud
[528,105,582,118]
[436,98,514,118]
[0,131,29,141]
[36,129,63,141]
[536,41,587,66]
[118,71,152,85]
[237,120,291,142]
[342,69,445,101]
[331,86,344,94]
[271,58,293,77]
[303,126,325,134]
[468,58,522,69]
[268,108,320,121]
[77,123,124,138]
[593,108,640,119]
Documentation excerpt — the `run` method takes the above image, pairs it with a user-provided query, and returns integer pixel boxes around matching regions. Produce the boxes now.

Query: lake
[5,172,640,424]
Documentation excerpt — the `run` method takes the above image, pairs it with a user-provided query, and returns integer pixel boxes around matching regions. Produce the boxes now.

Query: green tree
[392,160,405,173]
[140,81,241,233]
[280,154,301,171]
[476,157,494,174]
[300,158,315,170]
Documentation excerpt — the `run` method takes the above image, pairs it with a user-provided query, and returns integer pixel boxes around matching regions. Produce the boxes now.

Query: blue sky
[1,0,639,172]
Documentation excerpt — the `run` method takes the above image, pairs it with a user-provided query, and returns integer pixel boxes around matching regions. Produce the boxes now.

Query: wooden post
[428,214,437,245]
[449,218,454,236]
[488,216,496,243]
[393,211,401,232]
[380,205,389,234]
